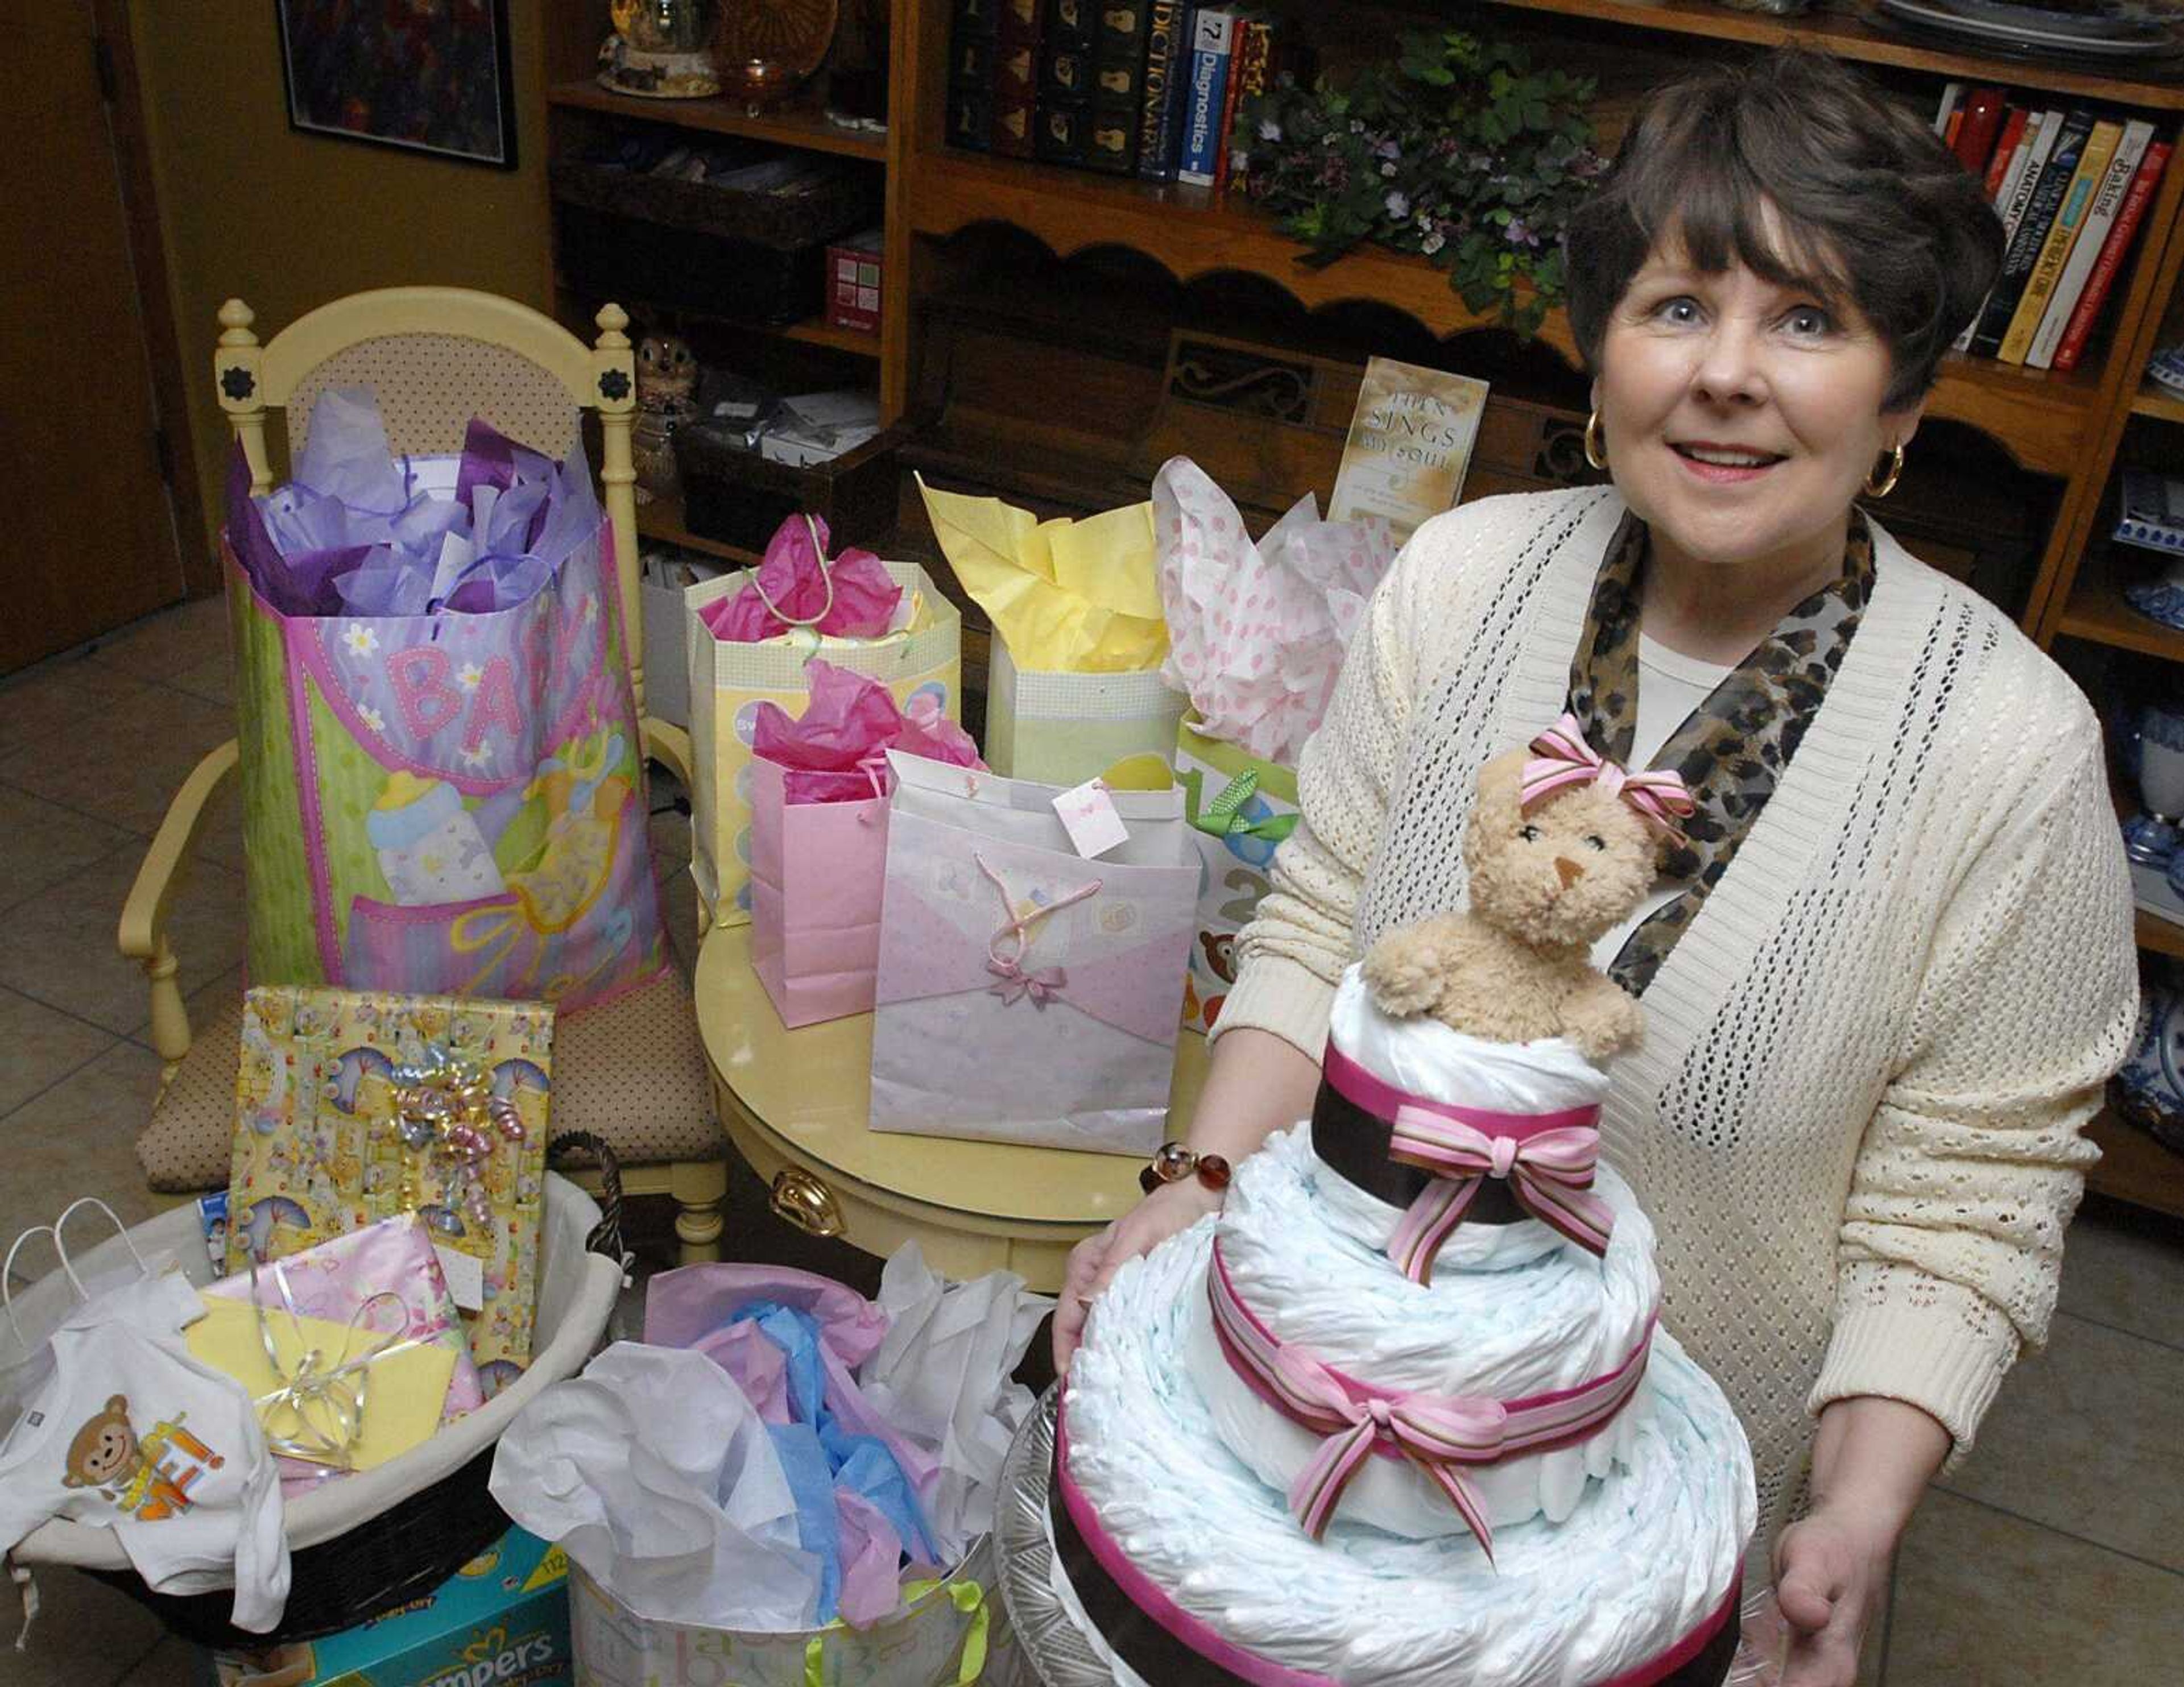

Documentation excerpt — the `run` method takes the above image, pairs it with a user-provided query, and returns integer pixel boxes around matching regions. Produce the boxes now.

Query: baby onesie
[0,1272,289,1632]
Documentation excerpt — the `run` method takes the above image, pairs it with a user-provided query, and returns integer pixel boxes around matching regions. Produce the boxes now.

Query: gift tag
[1053,779,1129,858]
[434,1244,486,1312]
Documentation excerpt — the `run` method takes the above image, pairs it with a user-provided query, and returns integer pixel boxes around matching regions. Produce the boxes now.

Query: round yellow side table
[694,923,1210,1291]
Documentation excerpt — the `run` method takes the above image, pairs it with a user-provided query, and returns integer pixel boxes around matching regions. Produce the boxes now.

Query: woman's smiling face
[1594,229,1920,590]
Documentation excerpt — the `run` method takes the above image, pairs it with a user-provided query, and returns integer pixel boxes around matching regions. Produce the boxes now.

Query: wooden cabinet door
[0,0,184,675]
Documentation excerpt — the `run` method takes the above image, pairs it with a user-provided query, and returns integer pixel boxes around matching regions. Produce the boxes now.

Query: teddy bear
[1359,719,1692,1060]
[61,1395,139,1491]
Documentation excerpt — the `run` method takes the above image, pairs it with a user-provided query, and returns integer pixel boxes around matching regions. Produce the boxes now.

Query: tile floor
[3,597,2182,1685]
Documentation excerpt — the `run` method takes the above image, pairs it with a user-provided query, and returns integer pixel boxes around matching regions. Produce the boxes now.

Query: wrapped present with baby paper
[226,984,552,1389]
[194,1212,481,1493]
[915,475,1188,787]
[686,512,961,926]
[1152,457,1399,1033]
[225,388,667,1012]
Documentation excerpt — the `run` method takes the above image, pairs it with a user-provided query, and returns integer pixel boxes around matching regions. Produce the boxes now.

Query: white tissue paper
[857,1245,1053,1564]
[1153,456,1398,767]
[487,1342,823,1629]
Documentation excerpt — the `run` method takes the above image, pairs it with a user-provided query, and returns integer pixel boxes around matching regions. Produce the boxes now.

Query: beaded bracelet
[1139,1140,1234,1197]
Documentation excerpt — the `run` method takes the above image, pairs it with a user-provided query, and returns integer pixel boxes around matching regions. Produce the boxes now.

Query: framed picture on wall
[275,0,518,169]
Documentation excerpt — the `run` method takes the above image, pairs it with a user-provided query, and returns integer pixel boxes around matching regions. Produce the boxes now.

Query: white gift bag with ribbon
[869,752,1198,1155]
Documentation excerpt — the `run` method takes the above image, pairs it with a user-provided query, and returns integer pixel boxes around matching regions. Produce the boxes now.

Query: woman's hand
[1052,1177,1226,1373]
[1764,1394,1951,1685]
[1771,1506,1895,1685]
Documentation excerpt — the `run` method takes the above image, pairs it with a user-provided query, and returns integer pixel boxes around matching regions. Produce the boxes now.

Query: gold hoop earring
[1583,409,1608,472]
[1864,443,1905,499]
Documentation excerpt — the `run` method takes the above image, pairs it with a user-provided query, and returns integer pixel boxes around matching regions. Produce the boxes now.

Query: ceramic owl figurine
[632,333,698,503]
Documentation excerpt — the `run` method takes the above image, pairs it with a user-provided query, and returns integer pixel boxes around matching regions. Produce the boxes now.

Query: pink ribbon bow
[1521,713,1696,842]
[1325,1046,1616,1283]
[987,956,1068,1008]
[1207,1241,1653,1562]
[1385,1104,1616,1282]
[975,853,1099,1013]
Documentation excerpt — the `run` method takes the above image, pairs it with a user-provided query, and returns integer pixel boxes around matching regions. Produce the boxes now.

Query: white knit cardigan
[1218,484,2138,1546]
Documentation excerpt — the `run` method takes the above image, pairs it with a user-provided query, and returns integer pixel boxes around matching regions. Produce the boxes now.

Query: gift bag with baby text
[229,430,665,1013]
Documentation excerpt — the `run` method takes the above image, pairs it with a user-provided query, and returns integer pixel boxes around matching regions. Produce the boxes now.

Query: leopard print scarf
[1565,509,1875,996]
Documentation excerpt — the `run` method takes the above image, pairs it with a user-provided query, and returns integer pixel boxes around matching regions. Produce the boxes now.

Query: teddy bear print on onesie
[1053,716,1759,1687]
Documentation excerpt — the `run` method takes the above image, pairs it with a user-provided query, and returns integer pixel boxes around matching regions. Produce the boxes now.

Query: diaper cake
[1052,722,1759,1686]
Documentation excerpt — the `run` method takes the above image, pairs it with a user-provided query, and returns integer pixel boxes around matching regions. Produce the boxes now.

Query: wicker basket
[9,1141,626,1649]
[549,158,878,252]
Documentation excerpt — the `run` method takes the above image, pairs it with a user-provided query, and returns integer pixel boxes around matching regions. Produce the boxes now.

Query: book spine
[1177,6,1238,186]
[1954,86,2007,177]
[2029,118,2154,370]
[1934,80,1965,137]
[1982,107,2028,204]
[1219,15,1274,190]
[1955,110,2055,355]
[1082,1,1149,175]
[991,2,1044,160]
[1137,2,1189,181]
[1971,106,2095,357]
[2055,141,2171,373]
[1999,118,2123,365]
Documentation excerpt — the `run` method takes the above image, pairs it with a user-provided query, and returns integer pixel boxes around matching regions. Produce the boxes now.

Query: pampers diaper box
[200,1527,570,1687]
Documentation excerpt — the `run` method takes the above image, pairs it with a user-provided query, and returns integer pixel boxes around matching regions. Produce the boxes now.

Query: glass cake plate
[995,1384,1114,1687]
[999,1382,1781,1687]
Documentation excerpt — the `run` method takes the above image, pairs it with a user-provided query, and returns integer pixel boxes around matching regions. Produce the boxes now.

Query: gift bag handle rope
[747,513,837,630]
[797,1577,989,1687]
[545,1131,630,1266]
[977,855,1101,969]
[3,1199,152,1355]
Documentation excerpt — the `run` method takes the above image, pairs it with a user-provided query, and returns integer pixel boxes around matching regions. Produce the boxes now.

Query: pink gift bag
[747,662,982,1029]
[748,757,890,1027]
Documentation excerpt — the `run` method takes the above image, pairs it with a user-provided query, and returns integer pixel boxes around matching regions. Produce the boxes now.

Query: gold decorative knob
[770,1167,844,1238]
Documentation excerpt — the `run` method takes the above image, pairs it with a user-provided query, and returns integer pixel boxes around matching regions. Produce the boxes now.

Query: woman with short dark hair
[1058,49,2135,1686]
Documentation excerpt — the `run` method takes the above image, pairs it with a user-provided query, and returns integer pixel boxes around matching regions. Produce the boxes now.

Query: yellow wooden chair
[119,286,730,1261]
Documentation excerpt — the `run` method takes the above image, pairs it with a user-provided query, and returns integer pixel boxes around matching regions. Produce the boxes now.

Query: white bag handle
[1,1227,61,1358]
[747,513,838,629]
[51,1198,152,1292]
[3,1199,156,1356]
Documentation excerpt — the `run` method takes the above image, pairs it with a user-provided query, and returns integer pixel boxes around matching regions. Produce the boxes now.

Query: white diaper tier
[1326,963,1611,1121]
[1065,1218,1756,1687]
[1184,1278,1640,1537]
[1215,1123,1661,1400]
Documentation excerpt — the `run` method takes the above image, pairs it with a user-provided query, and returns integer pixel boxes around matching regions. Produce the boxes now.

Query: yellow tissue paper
[915,475,1168,673]
[188,1294,458,1471]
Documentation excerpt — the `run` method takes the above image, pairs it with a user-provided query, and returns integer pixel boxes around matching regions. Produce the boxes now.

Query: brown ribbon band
[1310,1074,1527,1224]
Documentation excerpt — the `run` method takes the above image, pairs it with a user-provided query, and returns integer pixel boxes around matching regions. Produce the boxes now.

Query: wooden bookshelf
[2086,1107,2184,1219]
[1475,0,2184,113]
[2137,907,2184,960]
[907,147,2100,475]
[2132,379,2184,424]
[545,80,888,163]
[781,316,883,357]
[551,268,883,360]
[635,492,762,568]
[2055,545,2184,661]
